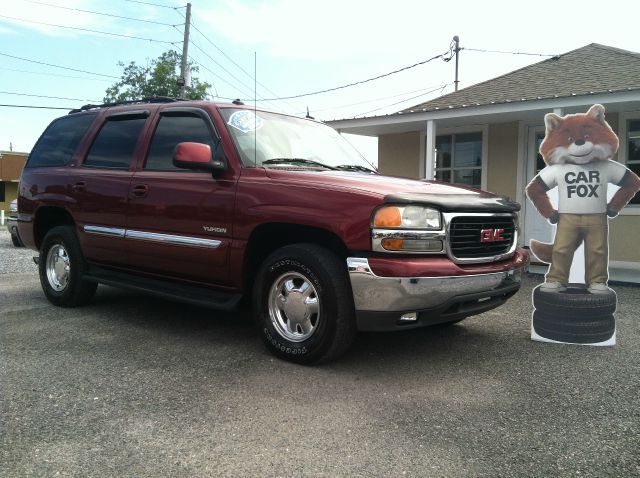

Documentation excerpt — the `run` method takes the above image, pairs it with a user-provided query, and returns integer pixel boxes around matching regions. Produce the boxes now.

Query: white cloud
[197,0,438,60]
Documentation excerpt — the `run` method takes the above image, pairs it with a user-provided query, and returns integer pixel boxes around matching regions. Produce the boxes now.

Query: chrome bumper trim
[347,257,523,312]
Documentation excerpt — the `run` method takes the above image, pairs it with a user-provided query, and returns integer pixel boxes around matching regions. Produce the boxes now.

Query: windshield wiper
[335,164,377,174]
[262,158,337,170]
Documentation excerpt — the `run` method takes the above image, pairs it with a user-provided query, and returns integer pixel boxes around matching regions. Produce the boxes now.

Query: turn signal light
[381,238,404,250]
[381,238,443,252]
[373,206,402,227]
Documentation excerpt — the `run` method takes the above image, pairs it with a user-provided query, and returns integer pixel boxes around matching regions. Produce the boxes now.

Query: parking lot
[1,228,639,477]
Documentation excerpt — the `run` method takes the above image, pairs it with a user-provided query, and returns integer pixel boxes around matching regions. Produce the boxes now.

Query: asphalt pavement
[1,229,639,477]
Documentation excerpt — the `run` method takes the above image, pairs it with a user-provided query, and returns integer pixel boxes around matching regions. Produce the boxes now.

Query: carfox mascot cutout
[526,104,640,293]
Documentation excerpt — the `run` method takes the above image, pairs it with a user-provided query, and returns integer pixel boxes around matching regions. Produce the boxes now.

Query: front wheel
[39,226,97,307]
[253,244,357,364]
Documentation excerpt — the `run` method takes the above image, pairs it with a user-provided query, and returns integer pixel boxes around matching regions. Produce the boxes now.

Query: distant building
[1,151,28,212]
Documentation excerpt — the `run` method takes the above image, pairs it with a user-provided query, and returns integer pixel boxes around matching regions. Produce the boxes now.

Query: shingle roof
[399,43,640,114]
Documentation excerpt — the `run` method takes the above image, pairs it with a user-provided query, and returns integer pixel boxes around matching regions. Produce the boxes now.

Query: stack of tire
[532,284,617,344]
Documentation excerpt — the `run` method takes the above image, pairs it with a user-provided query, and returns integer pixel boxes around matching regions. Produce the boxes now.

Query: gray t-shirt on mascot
[536,160,628,214]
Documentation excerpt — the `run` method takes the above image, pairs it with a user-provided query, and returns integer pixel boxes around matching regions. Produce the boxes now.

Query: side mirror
[173,142,227,172]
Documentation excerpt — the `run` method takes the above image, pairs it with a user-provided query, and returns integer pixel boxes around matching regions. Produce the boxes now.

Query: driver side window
[145,113,217,170]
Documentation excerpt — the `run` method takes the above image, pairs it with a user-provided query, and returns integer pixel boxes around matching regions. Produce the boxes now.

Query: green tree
[104,50,211,103]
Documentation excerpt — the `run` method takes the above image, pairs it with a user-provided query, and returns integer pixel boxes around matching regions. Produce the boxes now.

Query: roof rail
[68,96,182,114]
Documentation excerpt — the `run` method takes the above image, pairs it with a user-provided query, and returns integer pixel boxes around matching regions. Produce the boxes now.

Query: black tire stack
[532,284,617,344]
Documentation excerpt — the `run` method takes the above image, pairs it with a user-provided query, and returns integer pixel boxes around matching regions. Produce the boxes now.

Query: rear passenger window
[145,113,216,170]
[26,113,96,168]
[84,116,146,170]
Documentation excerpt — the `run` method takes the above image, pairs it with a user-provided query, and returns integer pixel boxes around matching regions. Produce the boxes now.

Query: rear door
[124,107,237,285]
[73,110,149,266]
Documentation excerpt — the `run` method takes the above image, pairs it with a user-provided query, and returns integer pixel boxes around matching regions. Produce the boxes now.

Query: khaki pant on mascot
[525,104,640,345]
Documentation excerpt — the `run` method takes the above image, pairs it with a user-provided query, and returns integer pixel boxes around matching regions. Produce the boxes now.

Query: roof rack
[68,96,182,114]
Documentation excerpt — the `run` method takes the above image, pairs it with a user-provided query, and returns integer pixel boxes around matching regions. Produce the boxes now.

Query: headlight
[373,205,441,230]
[9,200,18,213]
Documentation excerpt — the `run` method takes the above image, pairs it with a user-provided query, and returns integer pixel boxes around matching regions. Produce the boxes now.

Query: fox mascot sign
[525,104,640,345]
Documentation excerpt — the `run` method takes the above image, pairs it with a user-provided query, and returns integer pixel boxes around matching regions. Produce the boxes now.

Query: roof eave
[327,89,640,132]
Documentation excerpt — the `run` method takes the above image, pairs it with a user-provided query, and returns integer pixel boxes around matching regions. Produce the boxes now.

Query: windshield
[220,108,376,172]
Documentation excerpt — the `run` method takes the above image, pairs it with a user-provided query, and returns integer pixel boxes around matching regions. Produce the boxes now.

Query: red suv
[18,98,528,363]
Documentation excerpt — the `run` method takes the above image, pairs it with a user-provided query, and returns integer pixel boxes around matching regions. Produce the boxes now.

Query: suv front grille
[449,216,516,260]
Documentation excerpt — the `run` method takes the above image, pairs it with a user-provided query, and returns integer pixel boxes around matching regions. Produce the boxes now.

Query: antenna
[254,51,257,168]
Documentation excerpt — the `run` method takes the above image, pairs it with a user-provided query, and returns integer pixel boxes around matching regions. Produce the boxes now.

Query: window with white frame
[434,132,482,188]
[626,119,640,205]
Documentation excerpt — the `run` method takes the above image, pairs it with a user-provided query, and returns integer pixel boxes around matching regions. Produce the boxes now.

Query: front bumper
[347,250,528,331]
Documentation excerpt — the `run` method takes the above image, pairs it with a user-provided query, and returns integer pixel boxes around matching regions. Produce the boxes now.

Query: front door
[124,108,237,286]
[523,126,555,248]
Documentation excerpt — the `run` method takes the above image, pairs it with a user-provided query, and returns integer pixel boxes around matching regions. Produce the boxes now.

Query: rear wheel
[39,226,97,307]
[253,244,356,364]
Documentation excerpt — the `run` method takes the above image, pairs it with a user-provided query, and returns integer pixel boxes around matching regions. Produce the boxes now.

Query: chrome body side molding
[83,225,221,249]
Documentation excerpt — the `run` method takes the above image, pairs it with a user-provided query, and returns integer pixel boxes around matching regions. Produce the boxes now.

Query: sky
[1,0,640,165]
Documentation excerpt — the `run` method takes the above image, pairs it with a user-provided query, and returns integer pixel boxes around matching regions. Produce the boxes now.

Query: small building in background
[1,151,28,212]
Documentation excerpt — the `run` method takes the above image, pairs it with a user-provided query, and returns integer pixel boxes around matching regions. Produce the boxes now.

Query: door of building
[523,126,555,251]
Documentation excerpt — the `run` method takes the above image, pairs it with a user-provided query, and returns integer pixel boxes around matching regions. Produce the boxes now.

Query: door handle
[71,181,86,193]
[131,184,149,198]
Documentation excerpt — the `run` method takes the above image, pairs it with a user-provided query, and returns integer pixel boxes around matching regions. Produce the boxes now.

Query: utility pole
[453,35,460,91]
[179,2,192,99]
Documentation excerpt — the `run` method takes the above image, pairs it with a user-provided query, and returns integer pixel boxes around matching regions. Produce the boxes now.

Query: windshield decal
[227,110,264,133]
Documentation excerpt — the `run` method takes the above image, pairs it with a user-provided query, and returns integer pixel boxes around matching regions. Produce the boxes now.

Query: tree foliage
[104,50,211,103]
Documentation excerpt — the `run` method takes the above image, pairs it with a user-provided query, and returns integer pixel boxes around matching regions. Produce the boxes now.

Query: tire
[532,283,616,318]
[39,226,97,307]
[532,310,615,344]
[253,244,357,364]
[11,233,23,247]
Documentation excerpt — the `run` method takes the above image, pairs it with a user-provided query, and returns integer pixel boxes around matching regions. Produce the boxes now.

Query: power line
[0,90,100,103]
[189,21,288,102]
[356,84,451,117]
[188,57,254,100]
[22,0,181,27]
[297,84,451,116]
[124,0,184,9]
[187,37,262,99]
[0,51,119,79]
[0,104,73,110]
[189,19,298,114]
[0,14,178,44]
[463,47,557,57]
[242,49,454,101]
[0,66,112,82]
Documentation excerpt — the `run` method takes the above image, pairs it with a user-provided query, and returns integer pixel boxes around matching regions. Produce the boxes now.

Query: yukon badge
[203,226,227,234]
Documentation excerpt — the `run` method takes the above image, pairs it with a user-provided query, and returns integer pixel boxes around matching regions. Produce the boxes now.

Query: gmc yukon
[18,98,528,363]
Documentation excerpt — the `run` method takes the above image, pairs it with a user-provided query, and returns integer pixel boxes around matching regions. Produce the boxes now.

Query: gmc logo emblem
[480,228,505,242]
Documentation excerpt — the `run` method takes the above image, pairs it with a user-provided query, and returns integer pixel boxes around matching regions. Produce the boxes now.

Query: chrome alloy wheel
[46,244,71,292]
[268,272,320,342]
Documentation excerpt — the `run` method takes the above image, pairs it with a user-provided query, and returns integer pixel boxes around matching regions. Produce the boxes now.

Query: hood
[264,169,520,212]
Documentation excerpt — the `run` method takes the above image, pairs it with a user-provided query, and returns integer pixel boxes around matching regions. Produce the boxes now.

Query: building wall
[0,152,27,212]
[377,132,420,178]
[610,216,639,263]
[0,181,18,212]
[0,152,27,181]
[486,122,519,199]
